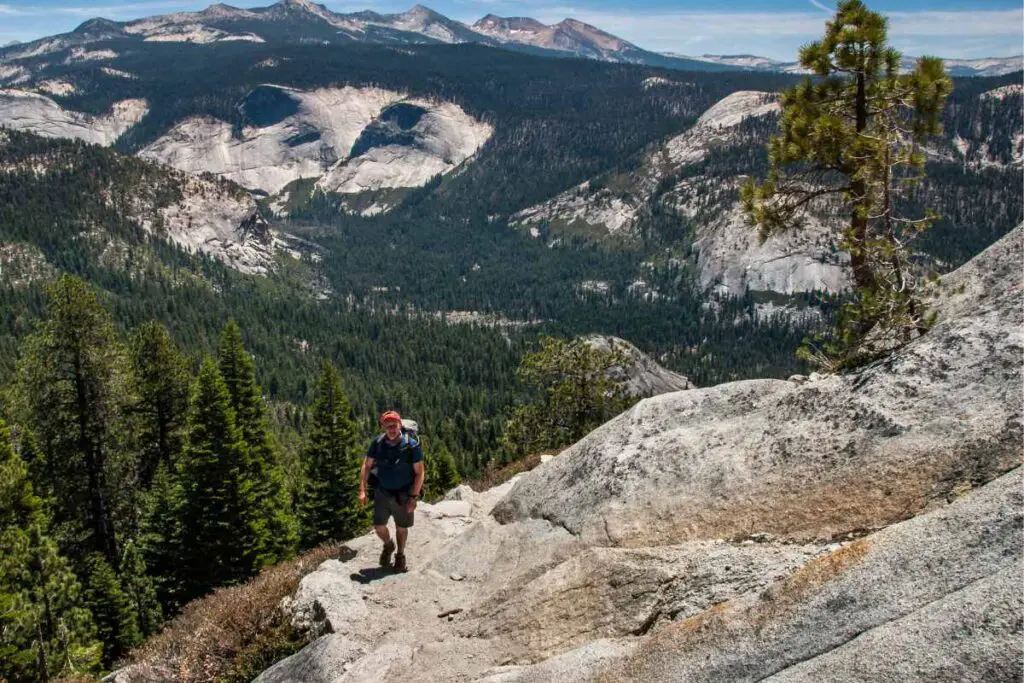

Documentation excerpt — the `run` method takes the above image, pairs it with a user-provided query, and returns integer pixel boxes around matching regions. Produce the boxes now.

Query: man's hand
[358,489,368,506]
[404,496,418,514]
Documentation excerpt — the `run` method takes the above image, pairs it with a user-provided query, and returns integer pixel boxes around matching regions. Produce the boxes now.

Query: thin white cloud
[808,0,833,14]
[2,1,203,18]
[53,1,203,17]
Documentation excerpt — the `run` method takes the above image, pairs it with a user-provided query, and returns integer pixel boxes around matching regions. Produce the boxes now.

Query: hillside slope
[124,224,1022,683]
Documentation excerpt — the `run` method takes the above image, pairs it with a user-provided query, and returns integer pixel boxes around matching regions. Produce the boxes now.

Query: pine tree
[742,0,952,368]
[425,444,461,501]
[140,462,185,610]
[81,553,141,666]
[502,336,636,459]
[217,321,298,565]
[176,358,260,602]
[0,417,102,682]
[118,542,163,639]
[298,362,366,548]
[13,275,132,566]
[130,321,191,486]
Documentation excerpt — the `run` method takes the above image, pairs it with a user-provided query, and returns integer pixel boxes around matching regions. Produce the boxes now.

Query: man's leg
[372,490,395,567]
[393,526,409,571]
[392,495,414,571]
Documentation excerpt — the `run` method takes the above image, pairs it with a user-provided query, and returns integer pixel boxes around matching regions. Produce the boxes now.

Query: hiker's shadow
[350,567,393,584]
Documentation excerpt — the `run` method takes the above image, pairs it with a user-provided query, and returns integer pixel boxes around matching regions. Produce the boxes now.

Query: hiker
[359,410,424,572]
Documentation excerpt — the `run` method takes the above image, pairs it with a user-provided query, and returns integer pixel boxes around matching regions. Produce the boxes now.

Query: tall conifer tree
[13,275,132,566]
[217,321,297,565]
[141,461,185,610]
[298,363,365,547]
[130,322,191,486]
[118,542,162,639]
[0,417,102,682]
[176,358,259,602]
[81,553,140,666]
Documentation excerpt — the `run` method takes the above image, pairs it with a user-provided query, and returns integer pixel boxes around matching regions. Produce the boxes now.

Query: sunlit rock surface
[239,226,1022,683]
[0,89,147,145]
[140,85,492,197]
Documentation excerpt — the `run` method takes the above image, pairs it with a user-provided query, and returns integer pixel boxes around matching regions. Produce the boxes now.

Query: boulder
[584,335,692,397]
[493,229,1022,547]
[591,466,1024,682]
[252,634,364,683]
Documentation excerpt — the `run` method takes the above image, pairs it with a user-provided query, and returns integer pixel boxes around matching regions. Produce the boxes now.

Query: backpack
[367,420,421,492]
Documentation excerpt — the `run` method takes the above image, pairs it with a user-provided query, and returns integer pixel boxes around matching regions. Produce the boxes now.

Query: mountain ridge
[3,2,1018,77]
[677,52,1024,77]
[0,1,731,72]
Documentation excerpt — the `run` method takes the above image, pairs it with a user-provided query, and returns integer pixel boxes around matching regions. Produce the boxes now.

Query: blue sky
[1,0,1021,60]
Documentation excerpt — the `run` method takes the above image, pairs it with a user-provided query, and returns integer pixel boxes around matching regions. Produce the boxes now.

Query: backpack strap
[373,432,419,465]
[369,433,386,459]
[400,432,419,463]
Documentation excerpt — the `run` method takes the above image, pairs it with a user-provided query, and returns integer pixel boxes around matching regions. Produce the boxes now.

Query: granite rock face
[584,335,692,397]
[0,89,147,145]
[512,90,851,296]
[492,228,1022,547]
[247,227,1022,682]
[138,85,491,199]
[593,468,1023,683]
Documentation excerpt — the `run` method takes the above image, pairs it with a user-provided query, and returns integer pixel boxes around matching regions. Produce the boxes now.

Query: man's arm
[359,456,374,505]
[410,461,425,498]
[405,461,425,513]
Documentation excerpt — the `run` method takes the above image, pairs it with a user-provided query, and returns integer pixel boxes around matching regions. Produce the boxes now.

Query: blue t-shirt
[366,433,423,491]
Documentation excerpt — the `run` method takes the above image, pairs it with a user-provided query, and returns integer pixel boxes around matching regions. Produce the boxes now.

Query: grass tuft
[466,451,552,491]
[114,545,339,683]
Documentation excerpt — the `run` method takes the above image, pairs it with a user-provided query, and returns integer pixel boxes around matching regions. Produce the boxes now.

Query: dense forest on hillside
[32,40,797,216]
[0,129,816,475]
[0,276,460,681]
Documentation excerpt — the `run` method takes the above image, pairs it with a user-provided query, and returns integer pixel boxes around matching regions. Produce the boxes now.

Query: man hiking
[359,410,424,572]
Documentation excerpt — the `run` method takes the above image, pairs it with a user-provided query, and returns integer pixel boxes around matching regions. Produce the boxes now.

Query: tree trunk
[36,623,49,683]
[850,68,873,292]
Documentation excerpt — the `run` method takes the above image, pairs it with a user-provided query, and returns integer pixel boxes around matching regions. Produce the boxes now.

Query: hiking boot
[393,553,407,572]
[379,539,395,568]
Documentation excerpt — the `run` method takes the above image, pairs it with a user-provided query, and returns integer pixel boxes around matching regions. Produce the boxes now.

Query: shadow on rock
[350,567,394,584]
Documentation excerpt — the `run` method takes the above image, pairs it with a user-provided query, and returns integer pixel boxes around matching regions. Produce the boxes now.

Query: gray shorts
[373,488,415,528]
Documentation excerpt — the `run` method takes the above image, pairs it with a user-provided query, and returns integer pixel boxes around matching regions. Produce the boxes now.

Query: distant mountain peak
[72,17,124,34]
[556,17,587,28]
[685,52,1023,77]
[277,0,322,8]
[472,13,634,55]
[399,4,448,23]
[472,14,547,32]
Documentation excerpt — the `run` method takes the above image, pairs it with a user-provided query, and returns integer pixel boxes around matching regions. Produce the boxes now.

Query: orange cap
[380,410,402,425]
